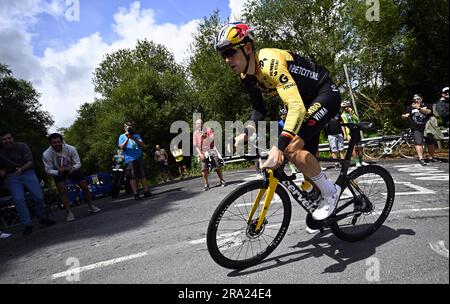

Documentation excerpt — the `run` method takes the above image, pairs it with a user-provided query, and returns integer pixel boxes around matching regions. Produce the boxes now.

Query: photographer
[118,122,151,200]
[402,94,437,165]
[43,133,101,221]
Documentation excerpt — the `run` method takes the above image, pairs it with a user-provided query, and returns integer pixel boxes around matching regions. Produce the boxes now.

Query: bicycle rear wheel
[363,140,386,160]
[206,180,291,269]
[110,173,121,198]
[330,165,395,242]
[398,141,416,159]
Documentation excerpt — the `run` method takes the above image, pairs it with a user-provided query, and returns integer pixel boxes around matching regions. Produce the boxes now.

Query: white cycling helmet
[215,22,254,52]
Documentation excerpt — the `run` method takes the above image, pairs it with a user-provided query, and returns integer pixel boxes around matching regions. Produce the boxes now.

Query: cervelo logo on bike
[170,113,280,157]
[281,181,317,212]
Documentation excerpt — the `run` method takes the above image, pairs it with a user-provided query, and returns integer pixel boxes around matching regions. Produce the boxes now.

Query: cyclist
[215,22,341,220]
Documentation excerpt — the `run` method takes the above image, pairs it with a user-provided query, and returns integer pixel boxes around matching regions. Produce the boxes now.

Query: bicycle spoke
[208,181,291,268]
[331,166,394,241]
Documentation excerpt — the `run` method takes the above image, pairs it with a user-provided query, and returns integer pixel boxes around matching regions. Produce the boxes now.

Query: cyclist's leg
[301,134,320,189]
[286,91,339,184]
[285,83,341,219]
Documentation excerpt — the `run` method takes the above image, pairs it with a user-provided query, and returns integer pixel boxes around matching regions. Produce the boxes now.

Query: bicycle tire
[330,165,395,242]
[207,180,291,269]
[363,140,386,160]
[110,175,121,198]
[398,141,416,159]
[111,180,120,198]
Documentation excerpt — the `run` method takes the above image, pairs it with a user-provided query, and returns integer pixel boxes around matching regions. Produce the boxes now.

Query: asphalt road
[0,159,448,285]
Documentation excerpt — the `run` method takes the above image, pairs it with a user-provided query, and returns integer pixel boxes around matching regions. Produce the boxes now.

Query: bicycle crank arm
[326,210,363,224]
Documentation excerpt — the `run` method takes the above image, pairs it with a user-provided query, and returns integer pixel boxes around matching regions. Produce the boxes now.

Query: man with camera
[118,122,151,200]
[43,133,101,221]
[402,94,437,166]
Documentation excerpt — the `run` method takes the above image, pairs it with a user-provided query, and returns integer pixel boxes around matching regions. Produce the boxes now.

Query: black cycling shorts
[297,79,341,155]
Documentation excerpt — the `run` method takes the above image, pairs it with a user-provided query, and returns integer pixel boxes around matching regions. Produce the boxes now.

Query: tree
[64,41,195,181]
[0,63,54,179]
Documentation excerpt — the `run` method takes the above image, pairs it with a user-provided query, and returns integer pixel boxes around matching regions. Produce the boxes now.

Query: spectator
[434,86,449,128]
[326,113,346,169]
[0,129,55,235]
[193,119,226,191]
[118,121,152,200]
[401,94,437,166]
[171,145,189,179]
[43,133,101,221]
[154,145,170,182]
[341,101,369,167]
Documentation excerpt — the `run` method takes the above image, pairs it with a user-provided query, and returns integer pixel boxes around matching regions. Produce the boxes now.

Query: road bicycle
[363,129,416,160]
[110,162,131,198]
[206,122,395,269]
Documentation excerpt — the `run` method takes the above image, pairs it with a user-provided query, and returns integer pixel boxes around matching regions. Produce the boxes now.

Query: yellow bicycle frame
[246,169,279,231]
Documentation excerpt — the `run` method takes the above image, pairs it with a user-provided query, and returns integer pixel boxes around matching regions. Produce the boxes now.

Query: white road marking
[394,165,449,181]
[429,241,449,259]
[347,179,435,196]
[392,181,436,196]
[51,252,148,280]
[390,207,449,214]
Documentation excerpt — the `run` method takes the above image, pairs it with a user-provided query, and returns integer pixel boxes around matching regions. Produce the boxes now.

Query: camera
[126,127,134,135]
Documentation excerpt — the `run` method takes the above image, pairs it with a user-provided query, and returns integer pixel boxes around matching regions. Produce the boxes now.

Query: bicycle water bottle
[300,181,321,205]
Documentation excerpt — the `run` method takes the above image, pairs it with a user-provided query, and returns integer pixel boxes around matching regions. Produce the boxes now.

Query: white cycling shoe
[305,227,319,234]
[312,185,341,220]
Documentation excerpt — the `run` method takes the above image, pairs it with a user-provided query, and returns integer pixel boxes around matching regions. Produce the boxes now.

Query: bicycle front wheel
[398,141,416,159]
[330,165,395,242]
[363,140,386,160]
[206,180,291,269]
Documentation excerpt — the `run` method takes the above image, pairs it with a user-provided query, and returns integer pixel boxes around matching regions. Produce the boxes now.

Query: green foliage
[13,1,446,182]
[188,11,254,123]
[64,40,195,180]
[0,64,54,179]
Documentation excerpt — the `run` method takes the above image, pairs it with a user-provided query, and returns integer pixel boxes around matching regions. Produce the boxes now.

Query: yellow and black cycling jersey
[241,48,330,142]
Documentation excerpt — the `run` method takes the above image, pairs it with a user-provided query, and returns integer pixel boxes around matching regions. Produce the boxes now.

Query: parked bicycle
[363,129,416,160]
[206,122,395,269]
[110,162,131,198]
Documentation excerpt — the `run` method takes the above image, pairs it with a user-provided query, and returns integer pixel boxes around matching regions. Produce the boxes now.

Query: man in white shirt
[43,133,100,222]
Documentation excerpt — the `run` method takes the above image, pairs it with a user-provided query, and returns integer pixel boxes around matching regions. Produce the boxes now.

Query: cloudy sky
[0,0,248,131]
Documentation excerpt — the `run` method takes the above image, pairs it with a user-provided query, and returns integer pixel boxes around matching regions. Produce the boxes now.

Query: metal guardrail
[223,128,449,164]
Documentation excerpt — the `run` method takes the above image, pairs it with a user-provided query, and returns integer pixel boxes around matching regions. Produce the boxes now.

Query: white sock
[310,171,336,197]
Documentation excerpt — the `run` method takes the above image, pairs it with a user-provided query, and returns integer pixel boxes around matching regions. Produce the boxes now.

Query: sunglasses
[444,91,449,94]
[220,48,239,60]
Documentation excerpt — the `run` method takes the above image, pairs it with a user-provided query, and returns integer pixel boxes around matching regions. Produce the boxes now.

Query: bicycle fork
[246,170,279,232]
